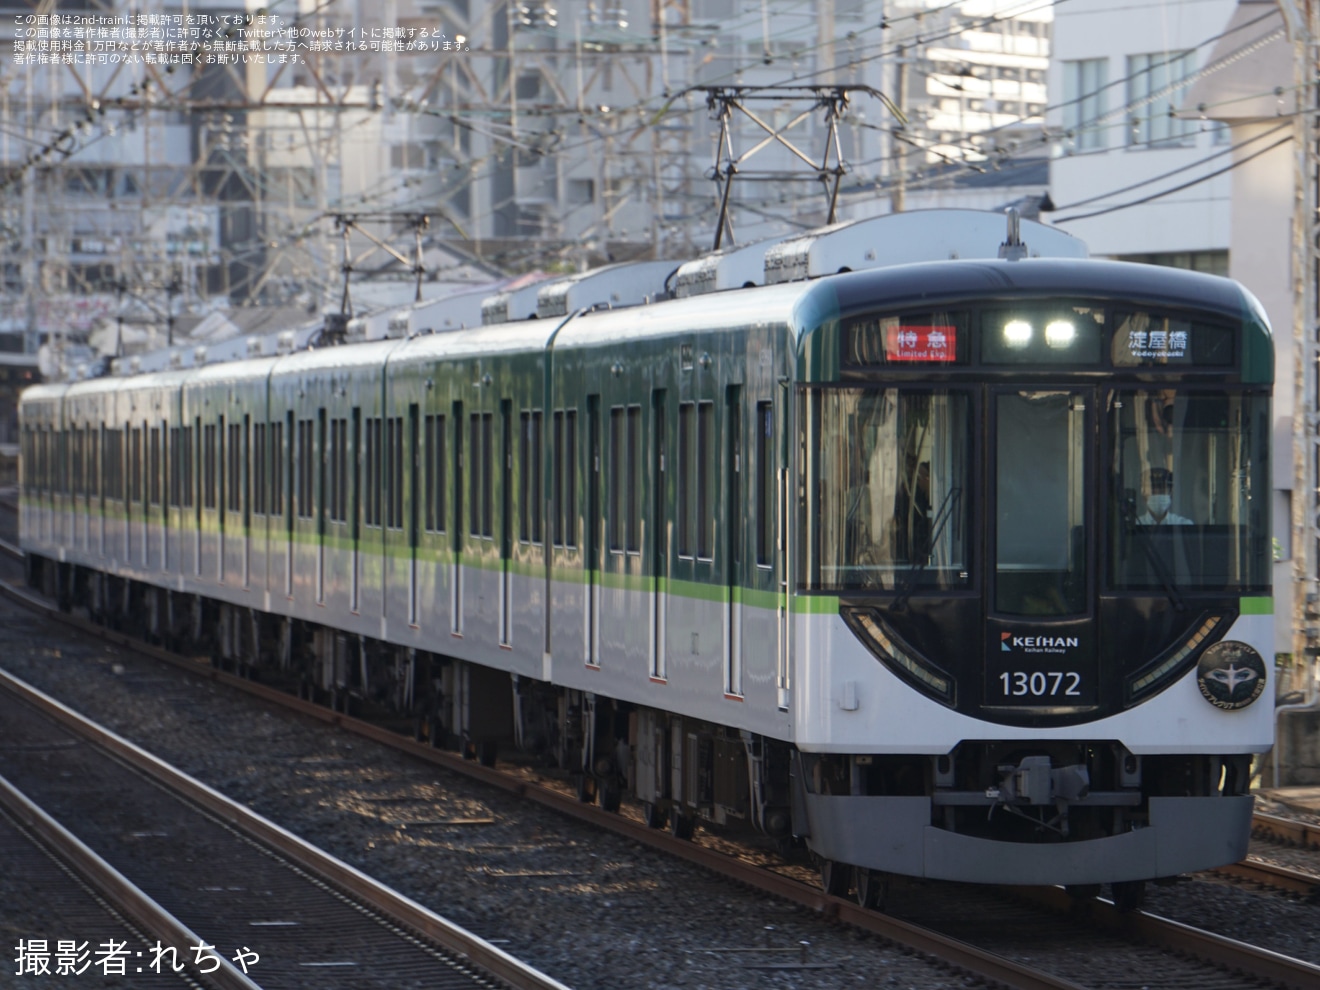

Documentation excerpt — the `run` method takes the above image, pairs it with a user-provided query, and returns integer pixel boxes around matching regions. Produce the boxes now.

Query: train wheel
[855,868,887,910]
[1110,880,1146,913]
[670,811,695,840]
[599,783,622,813]
[575,774,596,804]
[476,741,498,767]
[820,859,851,898]
[642,801,667,829]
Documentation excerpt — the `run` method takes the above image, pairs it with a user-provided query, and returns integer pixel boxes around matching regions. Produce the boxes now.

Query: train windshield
[1109,390,1270,592]
[800,389,972,592]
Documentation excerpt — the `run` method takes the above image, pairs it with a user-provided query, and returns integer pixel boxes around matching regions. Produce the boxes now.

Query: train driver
[1136,467,1193,526]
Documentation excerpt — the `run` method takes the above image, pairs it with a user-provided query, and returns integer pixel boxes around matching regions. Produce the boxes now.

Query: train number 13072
[997,671,1082,698]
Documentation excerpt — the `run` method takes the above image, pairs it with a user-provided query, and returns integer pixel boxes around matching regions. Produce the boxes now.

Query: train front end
[790,259,1274,889]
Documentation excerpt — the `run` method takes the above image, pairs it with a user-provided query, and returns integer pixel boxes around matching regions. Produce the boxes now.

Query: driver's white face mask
[1147,494,1171,516]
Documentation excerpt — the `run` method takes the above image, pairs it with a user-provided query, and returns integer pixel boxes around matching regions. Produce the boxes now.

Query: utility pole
[1280,1,1320,672]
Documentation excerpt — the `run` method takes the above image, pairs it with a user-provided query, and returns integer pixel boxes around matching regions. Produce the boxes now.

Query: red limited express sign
[884,325,957,362]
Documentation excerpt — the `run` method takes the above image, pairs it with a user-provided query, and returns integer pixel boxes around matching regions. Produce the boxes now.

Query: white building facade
[1047,0,1295,655]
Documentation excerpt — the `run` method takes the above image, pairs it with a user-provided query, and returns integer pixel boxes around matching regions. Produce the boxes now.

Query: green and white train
[20,211,1274,904]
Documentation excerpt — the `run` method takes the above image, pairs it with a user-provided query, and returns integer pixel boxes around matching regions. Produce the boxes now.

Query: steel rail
[0,773,260,990]
[0,578,1087,990]
[1254,810,1320,849]
[0,665,574,990]
[1013,885,1320,990]
[1213,858,1320,897]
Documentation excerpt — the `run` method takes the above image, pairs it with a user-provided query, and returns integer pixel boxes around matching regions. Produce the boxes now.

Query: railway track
[1212,859,1320,899]
[1254,810,1320,849]
[0,668,573,990]
[4,576,1320,989]
[0,793,211,989]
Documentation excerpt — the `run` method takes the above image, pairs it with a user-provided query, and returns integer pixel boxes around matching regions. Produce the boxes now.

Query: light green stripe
[1240,596,1273,615]
[794,594,840,614]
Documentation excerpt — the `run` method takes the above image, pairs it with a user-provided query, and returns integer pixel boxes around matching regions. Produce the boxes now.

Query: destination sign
[884,325,958,363]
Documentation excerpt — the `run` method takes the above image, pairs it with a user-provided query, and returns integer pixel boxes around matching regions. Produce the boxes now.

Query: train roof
[549,279,817,351]
[824,257,1264,325]
[388,314,561,370]
[270,339,401,378]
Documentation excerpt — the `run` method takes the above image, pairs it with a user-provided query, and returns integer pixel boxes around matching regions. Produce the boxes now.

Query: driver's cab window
[1110,390,1269,591]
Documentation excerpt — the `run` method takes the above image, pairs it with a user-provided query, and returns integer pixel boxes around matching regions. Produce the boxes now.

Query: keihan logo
[998,633,1080,654]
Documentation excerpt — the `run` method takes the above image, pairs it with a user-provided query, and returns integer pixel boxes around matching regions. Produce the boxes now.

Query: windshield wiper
[1118,489,1186,612]
[891,486,962,612]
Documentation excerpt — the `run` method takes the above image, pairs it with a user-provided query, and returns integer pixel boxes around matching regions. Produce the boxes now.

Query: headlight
[1044,320,1076,348]
[1003,320,1032,349]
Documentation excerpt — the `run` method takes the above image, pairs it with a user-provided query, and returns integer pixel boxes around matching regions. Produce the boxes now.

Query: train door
[409,404,420,626]
[225,414,249,588]
[129,423,142,565]
[242,414,251,587]
[351,408,361,612]
[284,410,294,597]
[725,386,742,697]
[317,409,327,603]
[650,390,667,680]
[217,415,227,583]
[450,401,463,634]
[148,423,162,570]
[586,395,601,666]
[741,395,781,705]
[984,387,1097,709]
[499,399,513,646]
[777,388,790,711]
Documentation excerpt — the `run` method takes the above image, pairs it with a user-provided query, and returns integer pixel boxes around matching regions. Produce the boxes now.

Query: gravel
[0,595,978,990]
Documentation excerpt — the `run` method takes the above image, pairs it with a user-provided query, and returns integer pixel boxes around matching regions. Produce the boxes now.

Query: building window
[1127,51,1197,149]
[1118,250,1229,277]
[1062,58,1108,152]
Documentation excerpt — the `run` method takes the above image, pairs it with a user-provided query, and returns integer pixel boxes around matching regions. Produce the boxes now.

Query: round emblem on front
[1196,641,1267,710]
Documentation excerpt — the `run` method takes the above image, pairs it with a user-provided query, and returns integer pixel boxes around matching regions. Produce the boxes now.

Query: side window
[469,412,493,539]
[678,403,693,558]
[424,413,447,533]
[519,410,542,545]
[228,421,243,512]
[553,409,577,548]
[391,415,404,530]
[756,402,774,567]
[203,423,217,510]
[252,423,266,515]
[452,403,464,546]
[626,406,641,553]
[608,407,623,552]
[697,401,714,560]
[297,418,314,520]
[88,426,99,500]
[149,427,162,507]
[170,426,182,508]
